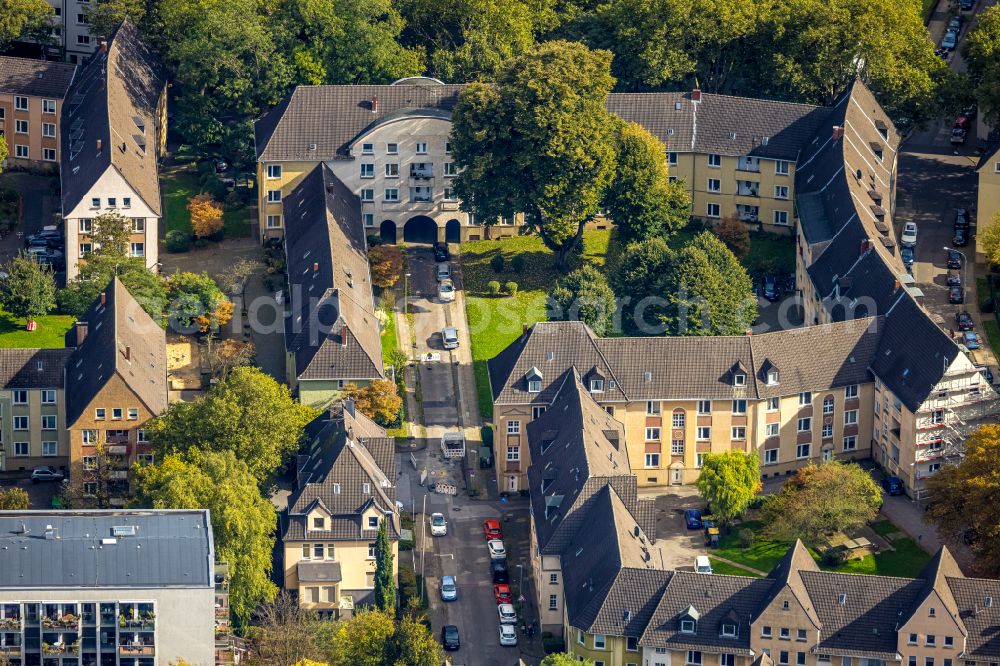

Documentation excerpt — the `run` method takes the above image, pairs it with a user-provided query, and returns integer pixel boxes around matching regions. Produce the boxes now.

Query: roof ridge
[699,90,823,111]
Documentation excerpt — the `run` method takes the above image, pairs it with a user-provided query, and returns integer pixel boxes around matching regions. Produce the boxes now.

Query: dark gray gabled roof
[65,278,167,425]
[0,349,73,389]
[284,403,398,542]
[0,510,213,589]
[60,19,166,216]
[0,56,77,98]
[283,164,383,383]
[526,372,636,555]
[947,575,1000,657]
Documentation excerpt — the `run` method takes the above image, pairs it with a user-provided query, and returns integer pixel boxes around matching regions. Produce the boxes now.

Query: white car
[430,512,447,536]
[438,279,456,303]
[498,603,517,624]
[695,555,713,574]
[441,327,459,350]
[901,222,918,247]
[487,539,507,560]
[499,623,518,646]
[436,262,451,282]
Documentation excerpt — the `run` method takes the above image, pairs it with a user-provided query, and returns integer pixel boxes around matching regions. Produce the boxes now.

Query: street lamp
[403,272,412,316]
[943,246,967,305]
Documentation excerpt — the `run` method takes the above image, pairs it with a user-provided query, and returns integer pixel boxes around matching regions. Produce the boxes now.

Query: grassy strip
[709,558,764,578]
[0,310,74,348]
[983,320,1000,356]
[822,538,930,578]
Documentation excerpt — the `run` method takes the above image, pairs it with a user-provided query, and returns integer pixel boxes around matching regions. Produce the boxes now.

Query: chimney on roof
[313,262,319,274]
[832,126,844,141]
[341,324,348,347]
[124,346,131,361]
[44,525,56,540]
[860,239,873,256]
[344,398,356,418]
[894,278,901,292]
[96,139,102,153]
[75,320,88,346]
[372,95,378,114]
[691,86,702,103]
[100,41,108,55]
[522,323,529,336]
[100,292,106,307]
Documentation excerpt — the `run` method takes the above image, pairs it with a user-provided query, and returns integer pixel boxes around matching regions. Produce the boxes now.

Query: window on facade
[768,397,780,411]
[797,443,811,459]
[41,390,56,404]
[267,164,282,179]
[363,213,374,227]
[721,623,737,637]
[776,160,790,175]
[83,482,97,496]
[416,142,428,154]
[822,424,833,438]
[799,392,812,405]
[549,595,558,610]
[945,637,954,648]
[360,189,374,202]
[647,401,661,415]
[130,243,144,257]
[761,626,773,638]
[732,399,746,414]
[507,446,520,461]
[697,400,711,414]
[780,628,790,640]
[507,420,520,434]
[12,390,27,405]
[43,123,56,138]
[731,427,746,440]
[82,430,98,444]
[646,427,661,441]
[823,397,834,414]
[927,636,936,647]
[707,203,721,218]
[708,154,721,167]
[44,99,57,115]
[386,143,398,154]
[266,215,282,229]
[734,373,746,386]
[681,620,696,633]
[13,442,28,456]
[645,453,660,468]
[774,211,790,225]
[775,185,789,199]
[797,630,807,641]
[41,415,56,430]
[41,441,57,456]
[844,410,858,425]
[672,439,684,454]
[112,408,123,420]
[594,635,606,650]
[14,96,28,111]
[384,163,399,177]
[384,188,399,202]
[708,178,721,192]
[764,449,778,465]
[590,379,604,392]
[780,653,790,665]
[798,653,807,666]
[360,163,374,178]
[627,636,639,652]
[845,384,859,398]
[843,436,857,451]
[267,190,281,203]
[696,453,707,468]
[798,417,811,431]
[765,423,779,438]
[672,412,685,427]
[697,427,711,440]
[549,573,558,584]
[13,416,28,430]
[43,148,56,161]
[444,162,457,176]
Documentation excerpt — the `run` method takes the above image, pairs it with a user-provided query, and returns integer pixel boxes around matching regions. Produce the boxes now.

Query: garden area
[161,164,253,240]
[0,309,74,348]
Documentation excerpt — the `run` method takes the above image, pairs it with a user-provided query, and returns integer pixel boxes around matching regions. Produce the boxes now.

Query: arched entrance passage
[403,216,438,244]
[445,219,462,244]
[380,220,397,244]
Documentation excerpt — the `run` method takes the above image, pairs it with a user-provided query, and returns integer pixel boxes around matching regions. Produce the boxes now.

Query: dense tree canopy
[59,260,167,320]
[165,271,233,333]
[963,5,1000,125]
[696,451,761,525]
[550,264,617,335]
[0,253,56,323]
[927,425,1000,576]
[0,0,53,50]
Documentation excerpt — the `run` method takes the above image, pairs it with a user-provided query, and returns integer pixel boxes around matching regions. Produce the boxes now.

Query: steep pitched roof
[976,140,1000,171]
[283,164,383,383]
[526,372,636,555]
[0,349,72,388]
[750,318,880,398]
[284,402,398,542]
[755,540,822,628]
[255,83,464,161]
[946,576,1000,657]
[0,56,76,98]
[60,19,166,215]
[65,278,167,425]
[903,546,965,631]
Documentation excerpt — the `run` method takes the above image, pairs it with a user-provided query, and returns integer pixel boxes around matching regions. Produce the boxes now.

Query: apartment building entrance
[404,215,437,244]
[670,463,683,485]
[380,220,397,244]
[507,475,518,492]
[445,219,461,243]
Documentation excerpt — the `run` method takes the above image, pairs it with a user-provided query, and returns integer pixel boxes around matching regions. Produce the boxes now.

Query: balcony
[119,644,155,656]
[105,432,129,444]
[0,617,19,630]
[0,644,21,656]
[409,164,434,180]
[736,181,760,197]
[736,204,759,223]
[42,641,80,656]
[41,615,79,629]
[106,444,127,455]
[737,157,760,173]
[110,470,128,480]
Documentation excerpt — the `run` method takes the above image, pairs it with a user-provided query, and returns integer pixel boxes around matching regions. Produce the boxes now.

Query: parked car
[695,555,713,574]
[30,466,64,483]
[901,246,915,268]
[955,115,972,131]
[950,127,968,144]
[498,603,517,624]
[941,30,958,50]
[953,227,969,247]
[946,270,961,287]
[430,512,447,536]
[684,508,703,530]
[436,262,451,282]
[947,249,963,269]
[956,311,974,331]
[960,0,974,10]
[441,326,459,350]
[948,16,962,31]
[440,575,457,602]
[499,623,518,647]
[949,285,965,304]
[762,274,780,301]
[955,209,971,229]
[433,242,450,262]
[441,625,460,651]
[487,539,507,561]
[964,331,980,350]
[494,583,512,604]
[900,222,918,247]
[881,476,904,495]
[438,279,456,303]
[491,560,509,584]
[483,518,503,541]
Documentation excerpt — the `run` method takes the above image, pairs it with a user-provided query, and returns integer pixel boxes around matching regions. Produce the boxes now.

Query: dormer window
[679,605,700,634]
[590,379,604,392]
[528,380,541,393]
[721,622,738,638]
[312,517,325,529]
[768,370,778,385]
[734,373,746,387]
[681,619,696,634]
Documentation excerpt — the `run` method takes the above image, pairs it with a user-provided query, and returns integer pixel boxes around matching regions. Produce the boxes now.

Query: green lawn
[462,230,615,418]
[870,519,899,537]
[714,521,792,573]
[710,558,764,578]
[378,306,407,439]
[983,320,1000,356]
[823,538,930,578]
[0,310,74,348]
[161,168,251,238]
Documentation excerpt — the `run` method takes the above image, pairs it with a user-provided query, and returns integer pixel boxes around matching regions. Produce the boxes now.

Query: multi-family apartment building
[0,509,221,665]
[975,141,999,264]
[281,401,399,616]
[0,349,73,473]
[0,56,77,171]
[65,277,167,503]
[60,19,166,280]
[253,79,524,244]
[282,164,384,407]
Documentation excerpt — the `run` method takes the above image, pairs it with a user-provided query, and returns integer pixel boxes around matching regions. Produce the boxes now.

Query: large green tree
[927,425,1000,576]
[132,448,278,625]
[451,40,618,269]
[614,235,673,334]
[696,451,761,525]
[330,609,395,666]
[963,5,1000,125]
[373,519,396,612]
[0,0,53,50]
[761,461,882,545]
[0,252,56,323]
[550,264,617,335]
[84,0,145,40]
[59,259,167,320]
[542,654,594,666]
[393,613,444,666]
[148,366,317,484]
[165,271,233,333]
[604,120,690,243]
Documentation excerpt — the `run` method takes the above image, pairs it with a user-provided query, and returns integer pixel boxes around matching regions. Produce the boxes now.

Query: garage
[403,216,438,244]
[379,220,396,244]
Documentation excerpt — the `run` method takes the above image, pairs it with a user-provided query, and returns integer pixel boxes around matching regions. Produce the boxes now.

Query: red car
[483,518,503,541]
[494,583,512,605]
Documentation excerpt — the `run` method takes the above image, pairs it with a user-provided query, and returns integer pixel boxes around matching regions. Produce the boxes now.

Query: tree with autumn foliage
[165,271,233,333]
[368,245,404,288]
[188,193,224,239]
[714,214,750,260]
[343,380,403,426]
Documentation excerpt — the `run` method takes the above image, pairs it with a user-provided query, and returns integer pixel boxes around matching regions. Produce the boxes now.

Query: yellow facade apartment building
[0,56,76,171]
[975,142,1000,263]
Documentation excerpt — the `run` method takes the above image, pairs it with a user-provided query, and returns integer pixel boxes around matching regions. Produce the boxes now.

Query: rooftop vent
[837,594,846,605]
[112,525,137,537]
[308,143,317,151]
[762,136,770,145]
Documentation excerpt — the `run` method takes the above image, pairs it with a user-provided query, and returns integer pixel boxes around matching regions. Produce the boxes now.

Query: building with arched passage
[254,77,522,244]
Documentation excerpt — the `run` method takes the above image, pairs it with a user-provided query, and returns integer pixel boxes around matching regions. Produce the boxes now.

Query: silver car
[441,327,459,350]
[440,575,457,602]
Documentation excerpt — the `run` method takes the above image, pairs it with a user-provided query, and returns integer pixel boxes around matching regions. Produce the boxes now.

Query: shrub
[223,190,242,211]
[510,255,526,273]
[490,253,505,273]
[487,280,501,295]
[739,528,755,548]
[820,548,846,567]
[165,230,190,253]
[541,633,566,654]
[505,281,519,296]
[367,234,383,248]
